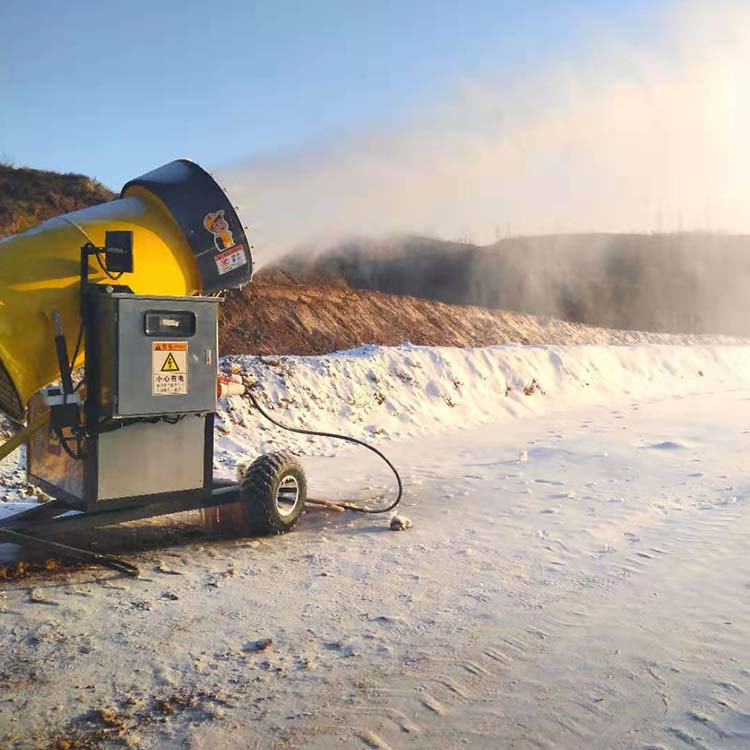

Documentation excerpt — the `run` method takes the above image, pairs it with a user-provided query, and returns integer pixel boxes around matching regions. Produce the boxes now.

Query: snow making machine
[0,160,312,573]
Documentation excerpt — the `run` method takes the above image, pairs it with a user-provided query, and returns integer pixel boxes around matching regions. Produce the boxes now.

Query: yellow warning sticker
[160,352,181,372]
[152,341,188,395]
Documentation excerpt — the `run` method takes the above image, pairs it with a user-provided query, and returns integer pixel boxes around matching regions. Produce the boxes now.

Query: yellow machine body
[0,160,251,421]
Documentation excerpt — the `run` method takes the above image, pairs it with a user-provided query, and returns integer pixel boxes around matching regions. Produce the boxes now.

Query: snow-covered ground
[2,343,750,749]
[215,343,750,471]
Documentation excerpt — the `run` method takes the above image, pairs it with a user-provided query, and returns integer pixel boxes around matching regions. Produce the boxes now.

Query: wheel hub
[275,474,300,517]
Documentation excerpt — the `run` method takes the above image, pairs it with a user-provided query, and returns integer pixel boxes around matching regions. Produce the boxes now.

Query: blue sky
[1,0,664,189]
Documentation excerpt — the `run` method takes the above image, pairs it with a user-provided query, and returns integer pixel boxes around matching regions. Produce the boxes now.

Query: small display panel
[144,311,196,337]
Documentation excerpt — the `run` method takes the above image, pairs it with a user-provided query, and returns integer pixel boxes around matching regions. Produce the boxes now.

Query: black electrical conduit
[245,389,403,515]
[0,527,140,577]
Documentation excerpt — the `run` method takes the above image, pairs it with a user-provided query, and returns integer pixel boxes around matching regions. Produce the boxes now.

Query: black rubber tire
[239,452,307,534]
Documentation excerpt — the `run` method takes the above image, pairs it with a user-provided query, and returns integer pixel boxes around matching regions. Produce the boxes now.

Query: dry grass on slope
[0,162,114,238]
[219,278,726,357]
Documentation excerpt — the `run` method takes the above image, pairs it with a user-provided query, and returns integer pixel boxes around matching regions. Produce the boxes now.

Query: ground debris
[356,729,392,749]
[154,560,183,576]
[96,707,126,730]
[523,378,546,396]
[44,690,210,749]
[390,515,412,531]
[205,566,237,587]
[0,558,79,581]
[29,588,57,605]
[243,638,273,653]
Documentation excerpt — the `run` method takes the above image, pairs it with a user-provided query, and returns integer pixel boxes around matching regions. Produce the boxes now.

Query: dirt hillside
[219,274,731,356]
[0,163,115,238]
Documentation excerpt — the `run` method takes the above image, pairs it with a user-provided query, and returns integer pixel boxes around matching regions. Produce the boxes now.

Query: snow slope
[2,342,749,507]
[216,343,750,468]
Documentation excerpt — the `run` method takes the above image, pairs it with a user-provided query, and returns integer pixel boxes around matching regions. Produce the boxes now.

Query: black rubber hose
[245,389,402,514]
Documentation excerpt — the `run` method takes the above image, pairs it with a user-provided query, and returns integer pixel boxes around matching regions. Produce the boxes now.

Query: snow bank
[3,342,749,494]
[217,344,750,461]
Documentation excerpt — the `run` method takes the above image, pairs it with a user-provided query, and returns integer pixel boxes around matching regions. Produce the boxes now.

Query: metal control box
[92,293,219,418]
[28,394,212,511]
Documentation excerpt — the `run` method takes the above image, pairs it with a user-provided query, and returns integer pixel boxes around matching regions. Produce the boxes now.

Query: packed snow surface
[2,342,750,749]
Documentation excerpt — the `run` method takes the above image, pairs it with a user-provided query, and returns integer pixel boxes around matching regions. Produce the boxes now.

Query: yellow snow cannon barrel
[0,159,252,422]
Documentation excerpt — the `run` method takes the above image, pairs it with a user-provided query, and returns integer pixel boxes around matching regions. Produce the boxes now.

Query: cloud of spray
[218,2,750,270]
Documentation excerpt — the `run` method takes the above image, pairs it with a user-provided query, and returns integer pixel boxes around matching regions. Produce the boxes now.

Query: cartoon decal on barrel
[203,209,248,276]
[203,210,235,250]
